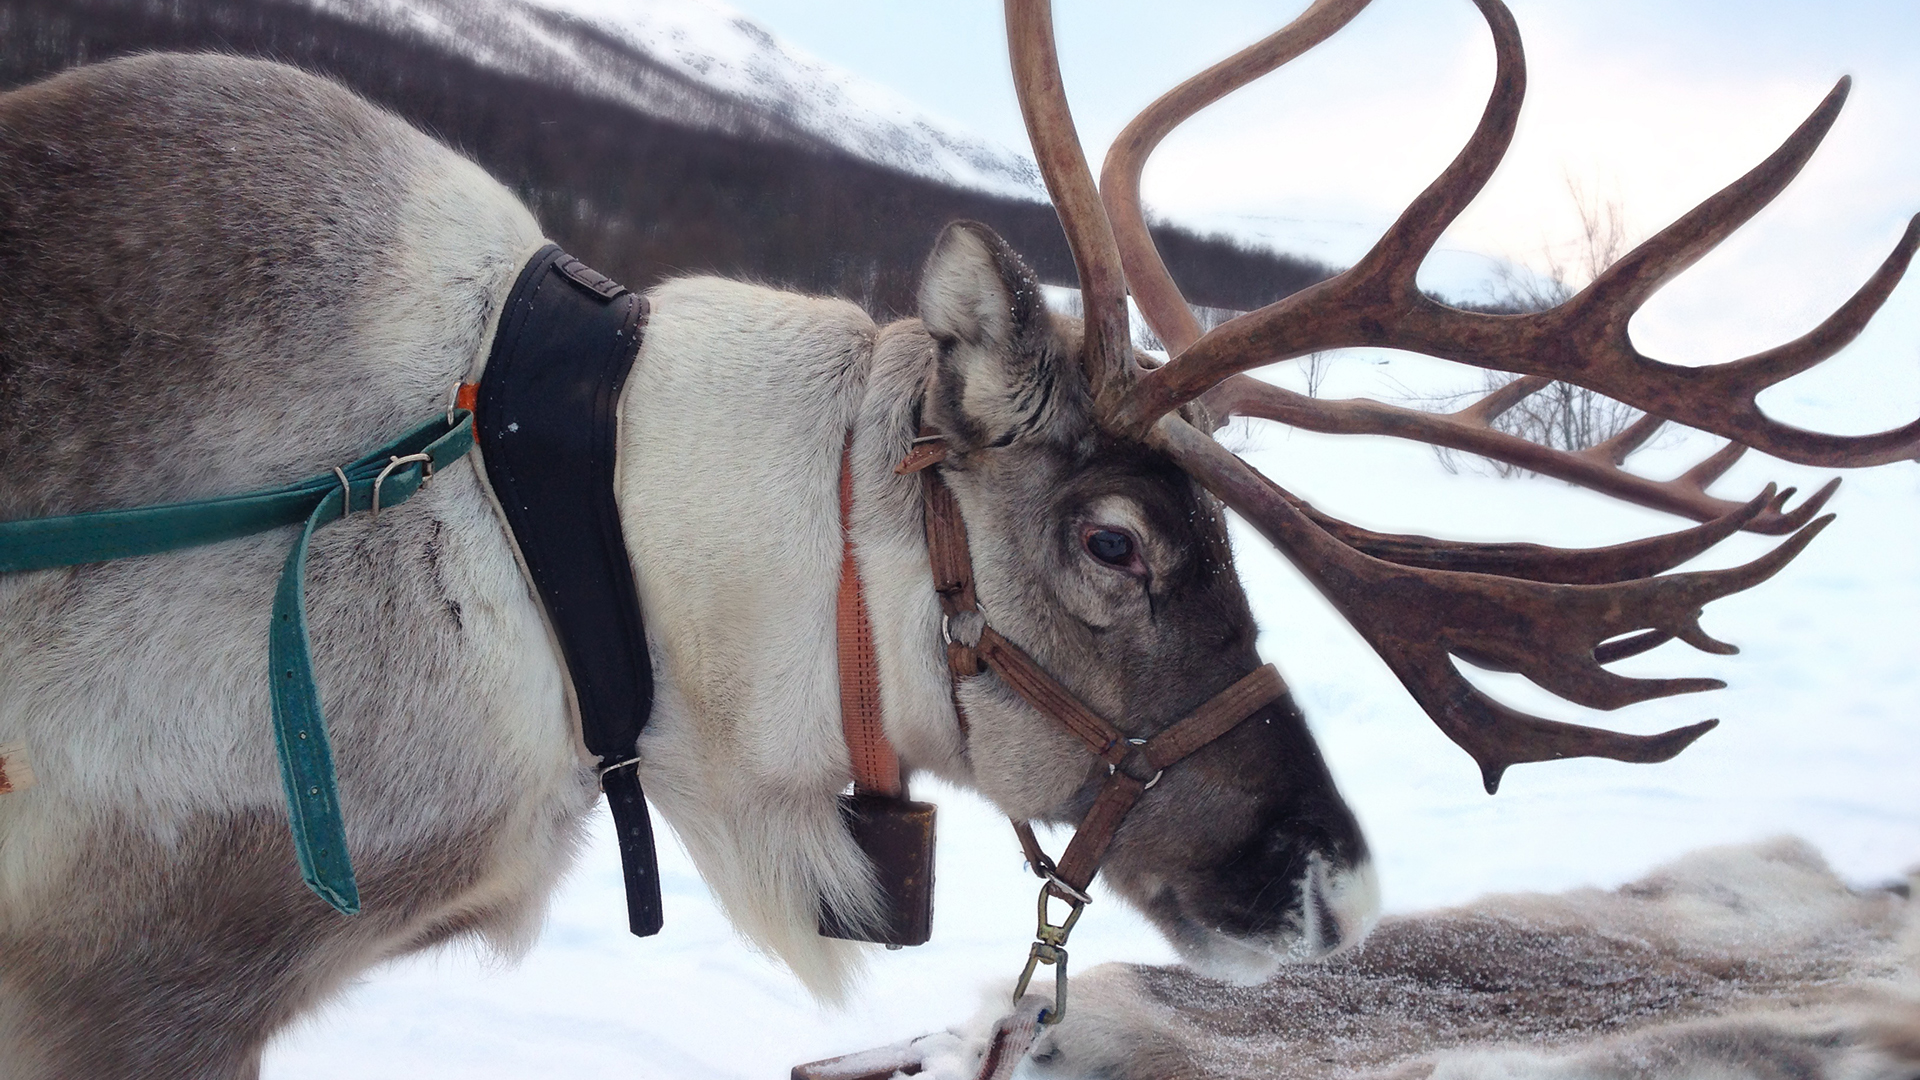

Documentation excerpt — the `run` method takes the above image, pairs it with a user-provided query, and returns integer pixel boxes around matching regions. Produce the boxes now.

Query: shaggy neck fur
[613,284,966,999]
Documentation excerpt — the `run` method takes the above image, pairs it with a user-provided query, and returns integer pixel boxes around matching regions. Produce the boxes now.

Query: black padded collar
[474,244,662,936]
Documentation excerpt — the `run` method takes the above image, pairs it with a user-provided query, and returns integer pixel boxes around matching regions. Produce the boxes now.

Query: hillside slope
[0,0,1327,313]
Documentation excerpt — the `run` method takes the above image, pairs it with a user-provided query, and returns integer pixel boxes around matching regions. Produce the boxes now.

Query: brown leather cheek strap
[899,432,1290,898]
[993,645,1286,896]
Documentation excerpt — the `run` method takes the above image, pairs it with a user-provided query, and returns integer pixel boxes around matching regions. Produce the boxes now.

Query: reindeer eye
[1085,529,1135,566]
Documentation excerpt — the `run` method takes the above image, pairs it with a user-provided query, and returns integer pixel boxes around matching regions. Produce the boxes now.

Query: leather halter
[896,433,1289,900]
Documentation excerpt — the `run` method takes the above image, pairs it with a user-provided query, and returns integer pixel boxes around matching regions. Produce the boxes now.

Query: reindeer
[0,0,1913,1077]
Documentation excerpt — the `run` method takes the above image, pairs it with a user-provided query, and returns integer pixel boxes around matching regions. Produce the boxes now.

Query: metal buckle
[1011,877,1088,1024]
[370,453,434,520]
[1105,737,1163,790]
[596,755,641,790]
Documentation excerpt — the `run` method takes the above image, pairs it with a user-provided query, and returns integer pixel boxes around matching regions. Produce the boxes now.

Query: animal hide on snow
[908,838,1919,1080]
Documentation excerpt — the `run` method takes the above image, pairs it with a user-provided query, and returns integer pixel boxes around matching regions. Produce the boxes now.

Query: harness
[0,244,668,928]
[0,245,1286,1016]
[468,245,662,936]
[0,400,473,913]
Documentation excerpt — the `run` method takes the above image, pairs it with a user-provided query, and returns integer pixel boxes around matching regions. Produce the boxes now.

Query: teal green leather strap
[0,409,475,914]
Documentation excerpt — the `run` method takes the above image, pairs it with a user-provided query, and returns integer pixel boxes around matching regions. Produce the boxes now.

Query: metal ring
[370,453,433,520]
[1043,872,1092,907]
[331,467,352,517]
[1106,759,1164,790]
[940,607,988,649]
[445,382,461,426]
[596,755,641,790]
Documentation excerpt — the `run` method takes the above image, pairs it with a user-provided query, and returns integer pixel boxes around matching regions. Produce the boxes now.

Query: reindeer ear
[919,221,1044,348]
[918,221,1081,449]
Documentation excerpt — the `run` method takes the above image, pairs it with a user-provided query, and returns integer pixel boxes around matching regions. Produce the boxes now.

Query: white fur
[614,277,889,998]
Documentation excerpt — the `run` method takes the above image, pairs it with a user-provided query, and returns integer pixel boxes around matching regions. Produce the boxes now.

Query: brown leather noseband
[899,431,1287,1020]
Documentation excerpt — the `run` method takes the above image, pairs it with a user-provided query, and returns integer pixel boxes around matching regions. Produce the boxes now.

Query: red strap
[838,439,901,797]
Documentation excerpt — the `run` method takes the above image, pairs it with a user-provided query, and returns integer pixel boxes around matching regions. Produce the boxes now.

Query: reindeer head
[897,0,1915,982]
[915,220,1375,973]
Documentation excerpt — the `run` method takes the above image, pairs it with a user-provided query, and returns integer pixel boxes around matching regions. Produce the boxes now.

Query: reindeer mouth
[1164,854,1381,985]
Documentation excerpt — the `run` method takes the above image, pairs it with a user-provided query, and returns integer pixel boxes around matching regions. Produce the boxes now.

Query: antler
[1101,0,1920,468]
[1000,0,1899,788]
[1205,374,1839,534]
[1158,414,1831,792]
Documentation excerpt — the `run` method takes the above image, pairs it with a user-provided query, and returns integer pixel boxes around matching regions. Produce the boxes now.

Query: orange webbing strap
[839,438,902,798]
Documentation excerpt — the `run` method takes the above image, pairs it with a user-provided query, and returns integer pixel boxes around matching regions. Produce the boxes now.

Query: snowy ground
[262,316,1920,1077]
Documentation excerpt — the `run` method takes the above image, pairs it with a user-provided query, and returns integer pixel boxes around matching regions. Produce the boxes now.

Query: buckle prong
[371,453,434,520]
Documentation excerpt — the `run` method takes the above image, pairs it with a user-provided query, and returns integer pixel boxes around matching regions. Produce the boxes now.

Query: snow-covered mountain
[298,0,1046,199]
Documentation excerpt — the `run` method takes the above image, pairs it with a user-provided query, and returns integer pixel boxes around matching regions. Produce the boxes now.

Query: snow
[516,0,1044,198]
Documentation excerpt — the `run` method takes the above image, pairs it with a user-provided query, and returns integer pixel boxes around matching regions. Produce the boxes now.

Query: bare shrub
[1438,180,1650,476]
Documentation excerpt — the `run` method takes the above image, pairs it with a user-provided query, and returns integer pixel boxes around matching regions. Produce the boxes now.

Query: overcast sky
[714,0,1918,434]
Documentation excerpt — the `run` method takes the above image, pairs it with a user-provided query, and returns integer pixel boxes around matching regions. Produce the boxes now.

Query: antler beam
[1005,0,1135,418]
[1100,0,1374,355]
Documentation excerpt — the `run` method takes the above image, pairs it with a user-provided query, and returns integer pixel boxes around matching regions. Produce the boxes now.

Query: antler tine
[1155,412,1832,792]
[1109,0,1920,470]
[1343,0,1523,298]
[1004,0,1134,420]
[1585,80,1848,320]
[1281,482,1779,585]
[1208,374,1837,534]
[1099,0,1376,354]
[1111,0,1526,435]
